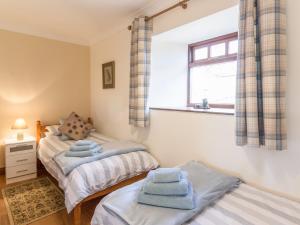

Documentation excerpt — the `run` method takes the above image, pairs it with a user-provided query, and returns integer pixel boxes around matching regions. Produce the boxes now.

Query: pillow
[59,134,71,141]
[58,112,93,140]
[59,118,65,125]
[59,118,93,129]
[45,125,60,137]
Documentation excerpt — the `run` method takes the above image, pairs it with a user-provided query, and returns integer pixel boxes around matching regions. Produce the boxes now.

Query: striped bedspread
[38,132,159,212]
[92,183,300,225]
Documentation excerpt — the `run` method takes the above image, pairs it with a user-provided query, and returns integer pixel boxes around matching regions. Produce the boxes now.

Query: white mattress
[38,132,159,212]
[91,183,300,225]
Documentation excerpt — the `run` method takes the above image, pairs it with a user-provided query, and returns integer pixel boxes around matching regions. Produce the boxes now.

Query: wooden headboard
[36,121,47,145]
[36,117,93,145]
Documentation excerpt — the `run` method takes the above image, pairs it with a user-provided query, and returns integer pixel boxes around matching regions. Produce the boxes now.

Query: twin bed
[36,120,159,225]
[91,162,300,225]
[92,182,300,225]
[36,119,300,225]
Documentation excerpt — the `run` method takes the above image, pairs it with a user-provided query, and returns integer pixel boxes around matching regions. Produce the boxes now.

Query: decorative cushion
[58,112,93,140]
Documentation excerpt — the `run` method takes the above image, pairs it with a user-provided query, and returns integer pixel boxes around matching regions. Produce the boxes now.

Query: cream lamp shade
[11,118,28,140]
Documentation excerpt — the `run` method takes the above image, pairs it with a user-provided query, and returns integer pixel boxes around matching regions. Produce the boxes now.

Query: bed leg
[73,203,81,225]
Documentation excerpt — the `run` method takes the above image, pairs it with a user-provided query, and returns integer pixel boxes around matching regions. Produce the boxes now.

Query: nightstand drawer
[5,143,36,156]
[6,152,36,167]
[6,163,37,178]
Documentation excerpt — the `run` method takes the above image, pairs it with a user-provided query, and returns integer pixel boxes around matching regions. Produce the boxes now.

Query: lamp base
[17,132,24,141]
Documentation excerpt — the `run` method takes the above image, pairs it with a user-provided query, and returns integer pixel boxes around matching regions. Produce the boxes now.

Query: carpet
[1,177,65,225]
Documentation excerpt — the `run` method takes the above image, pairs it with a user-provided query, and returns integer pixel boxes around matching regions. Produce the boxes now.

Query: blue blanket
[101,161,240,225]
[54,141,146,175]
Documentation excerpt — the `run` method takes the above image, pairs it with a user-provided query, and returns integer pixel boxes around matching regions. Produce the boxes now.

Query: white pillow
[45,125,61,137]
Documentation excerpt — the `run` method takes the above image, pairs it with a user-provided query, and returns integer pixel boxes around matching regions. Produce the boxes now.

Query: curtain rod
[127,0,190,31]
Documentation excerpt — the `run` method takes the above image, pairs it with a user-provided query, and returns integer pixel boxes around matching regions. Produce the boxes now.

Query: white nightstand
[4,136,37,184]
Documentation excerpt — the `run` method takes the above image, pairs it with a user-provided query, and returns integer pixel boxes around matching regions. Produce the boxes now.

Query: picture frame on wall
[102,61,115,89]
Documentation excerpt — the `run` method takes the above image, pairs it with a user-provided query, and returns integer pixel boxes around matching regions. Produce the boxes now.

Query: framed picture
[102,61,115,89]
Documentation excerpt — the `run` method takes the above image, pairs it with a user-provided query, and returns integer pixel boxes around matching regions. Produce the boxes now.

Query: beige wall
[91,0,300,199]
[0,29,90,167]
[150,41,188,107]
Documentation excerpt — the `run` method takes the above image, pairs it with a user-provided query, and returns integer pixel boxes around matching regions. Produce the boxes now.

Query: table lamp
[11,118,28,140]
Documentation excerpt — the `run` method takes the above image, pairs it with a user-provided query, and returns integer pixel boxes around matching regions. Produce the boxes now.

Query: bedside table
[4,136,37,184]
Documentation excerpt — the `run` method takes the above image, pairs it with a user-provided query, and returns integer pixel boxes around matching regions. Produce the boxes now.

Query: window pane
[210,43,226,57]
[190,61,237,104]
[194,47,208,60]
[229,40,238,54]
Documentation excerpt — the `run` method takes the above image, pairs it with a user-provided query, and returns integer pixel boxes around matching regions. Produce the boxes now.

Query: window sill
[150,106,234,115]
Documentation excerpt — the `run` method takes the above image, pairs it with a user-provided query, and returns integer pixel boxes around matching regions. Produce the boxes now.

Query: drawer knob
[16,159,28,162]
[16,169,28,173]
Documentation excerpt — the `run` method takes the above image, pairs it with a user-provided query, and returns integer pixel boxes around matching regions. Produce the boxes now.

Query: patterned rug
[1,177,65,225]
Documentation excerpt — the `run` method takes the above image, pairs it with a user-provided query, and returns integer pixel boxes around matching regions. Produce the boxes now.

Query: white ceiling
[0,0,164,45]
[153,6,238,44]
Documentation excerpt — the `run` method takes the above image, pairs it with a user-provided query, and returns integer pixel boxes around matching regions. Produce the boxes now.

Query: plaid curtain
[129,17,153,127]
[236,0,287,150]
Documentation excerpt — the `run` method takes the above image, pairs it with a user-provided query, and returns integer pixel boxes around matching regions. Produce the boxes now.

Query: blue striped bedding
[91,172,300,225]
[37,132,159,212]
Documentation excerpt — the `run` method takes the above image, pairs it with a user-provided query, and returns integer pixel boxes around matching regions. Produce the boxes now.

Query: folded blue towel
[143,177,189,196]
[70,142,98,151]
[65,146,102,157]
[137,184,195,210]
[75,140,96,146]
[151,168,182,183]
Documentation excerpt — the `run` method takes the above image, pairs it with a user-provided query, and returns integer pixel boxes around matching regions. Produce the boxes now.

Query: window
[188,32,238,109]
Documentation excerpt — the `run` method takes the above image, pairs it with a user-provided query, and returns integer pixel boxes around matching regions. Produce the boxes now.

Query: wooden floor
[0,173,100,225]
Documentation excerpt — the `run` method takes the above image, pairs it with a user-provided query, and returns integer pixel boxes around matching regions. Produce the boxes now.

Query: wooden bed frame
[36,120,148,225]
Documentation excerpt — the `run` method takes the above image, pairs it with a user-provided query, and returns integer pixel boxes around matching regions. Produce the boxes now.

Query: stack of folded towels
[65,140,102,157]
[137,168,195,210]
